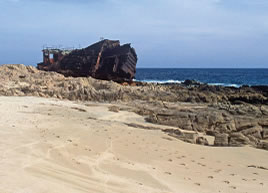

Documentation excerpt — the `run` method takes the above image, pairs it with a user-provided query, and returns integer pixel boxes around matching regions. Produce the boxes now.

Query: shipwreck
[37,39,138,82]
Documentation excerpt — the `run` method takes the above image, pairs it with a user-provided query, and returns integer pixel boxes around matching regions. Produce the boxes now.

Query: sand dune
[0,96,267,193]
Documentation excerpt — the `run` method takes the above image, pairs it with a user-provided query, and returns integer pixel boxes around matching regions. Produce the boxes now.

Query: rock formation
[1,64,268,150]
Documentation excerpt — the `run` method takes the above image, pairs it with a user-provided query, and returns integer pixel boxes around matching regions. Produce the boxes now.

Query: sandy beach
[2,0,268,191]
[0,96,267,193]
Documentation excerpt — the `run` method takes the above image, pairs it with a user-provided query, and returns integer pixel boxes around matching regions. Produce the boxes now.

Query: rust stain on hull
[37,39,138,82]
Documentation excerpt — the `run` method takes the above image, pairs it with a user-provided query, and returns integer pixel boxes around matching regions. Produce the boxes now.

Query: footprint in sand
[242,178,247,181]
[230,173,236,176]
[85,147,91,151]
[165,172,172,175]
[253,172,259,175]
[194,183,201,186]
[198,163,206,167]
[214,169,222,173]
[180,163,186,166]
[260,183,264,186]
[229,186,236,189]
[208,176,214,179]
[168,159,173,162]
[223,180,230,184]
[184,177,192,180]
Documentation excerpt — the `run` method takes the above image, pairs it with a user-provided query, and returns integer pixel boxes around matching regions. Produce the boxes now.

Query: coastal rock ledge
[1,64,268,150]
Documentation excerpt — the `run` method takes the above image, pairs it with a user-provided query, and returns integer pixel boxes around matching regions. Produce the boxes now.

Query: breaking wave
[135,79,241,87]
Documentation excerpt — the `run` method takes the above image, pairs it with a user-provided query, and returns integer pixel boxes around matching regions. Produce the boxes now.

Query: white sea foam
[208,83,241,88]
[135,79,183,84]
[135,79,241,87]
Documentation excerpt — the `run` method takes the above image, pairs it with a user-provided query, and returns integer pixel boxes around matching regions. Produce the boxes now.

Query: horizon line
[137,67,268,69]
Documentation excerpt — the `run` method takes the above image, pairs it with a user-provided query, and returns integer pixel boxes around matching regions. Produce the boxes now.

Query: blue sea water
[135,68,268,87]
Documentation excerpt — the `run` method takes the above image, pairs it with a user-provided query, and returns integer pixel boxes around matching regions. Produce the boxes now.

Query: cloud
[1,0,268,67]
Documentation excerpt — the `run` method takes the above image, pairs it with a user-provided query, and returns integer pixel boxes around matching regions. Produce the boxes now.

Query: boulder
[229,132,251,147]
[196,137,209,146]
[257,141,268,150]
[163,129,198,144]
[235,119,258,131]
[182,79,201,86]
[262,128,268,139]
[247,135,259,147]
[241,126,263,139]
[214,133,229,146]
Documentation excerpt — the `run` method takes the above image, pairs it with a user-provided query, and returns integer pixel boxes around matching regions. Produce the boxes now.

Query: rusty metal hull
[37,39,138,82]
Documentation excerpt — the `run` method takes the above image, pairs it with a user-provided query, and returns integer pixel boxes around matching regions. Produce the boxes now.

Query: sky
[0,0,268,68]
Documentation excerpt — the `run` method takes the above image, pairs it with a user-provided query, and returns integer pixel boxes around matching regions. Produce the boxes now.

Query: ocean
[135,68,268,87]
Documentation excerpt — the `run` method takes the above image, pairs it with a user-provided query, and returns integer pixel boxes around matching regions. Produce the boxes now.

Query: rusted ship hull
[37,39,138,82]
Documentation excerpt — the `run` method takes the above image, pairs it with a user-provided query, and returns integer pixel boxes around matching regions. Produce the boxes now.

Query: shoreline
[0,64,268,150]
[134,79,268,88]
[0,64,268,192]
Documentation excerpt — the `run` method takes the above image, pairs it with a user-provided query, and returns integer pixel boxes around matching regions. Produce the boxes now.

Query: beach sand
[0,96,267,193]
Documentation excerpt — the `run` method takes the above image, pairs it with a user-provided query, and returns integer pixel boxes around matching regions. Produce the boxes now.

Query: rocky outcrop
[214,133,229,146]
[196,137,209,146]
[229,133,252,147]
[1,64,268,150]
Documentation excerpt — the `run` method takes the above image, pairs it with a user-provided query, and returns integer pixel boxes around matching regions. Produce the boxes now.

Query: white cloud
[1,0,268,67]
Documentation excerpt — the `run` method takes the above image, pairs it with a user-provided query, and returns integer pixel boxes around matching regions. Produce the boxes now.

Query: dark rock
[182,79,201,86]
[196,137,209,146]
[241,126,263,139]
[257,141,268,150]
[235,119,258,132]
[247,135,259,147]
[214,133,229,146]
[261,128,268,139]
[229,132,251,147]
[206,130,216,136]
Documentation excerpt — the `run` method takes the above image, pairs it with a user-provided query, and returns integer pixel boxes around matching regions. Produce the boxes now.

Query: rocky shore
[1,64,268,150]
